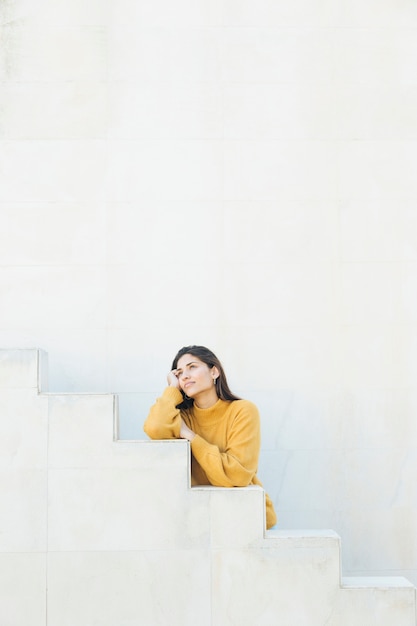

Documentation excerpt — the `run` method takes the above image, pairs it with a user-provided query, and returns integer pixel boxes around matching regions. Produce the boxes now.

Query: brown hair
[171,345,241,409]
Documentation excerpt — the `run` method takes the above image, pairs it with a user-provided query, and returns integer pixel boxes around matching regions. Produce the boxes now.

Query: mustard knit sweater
[144,386,277,530]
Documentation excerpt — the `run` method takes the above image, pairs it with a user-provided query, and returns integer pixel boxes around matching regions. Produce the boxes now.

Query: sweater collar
[192,397,228,422]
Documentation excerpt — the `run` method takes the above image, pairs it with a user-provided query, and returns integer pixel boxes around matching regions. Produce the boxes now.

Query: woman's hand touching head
[167,369,180,388]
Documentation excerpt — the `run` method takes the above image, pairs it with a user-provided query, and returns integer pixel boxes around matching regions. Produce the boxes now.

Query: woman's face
[175,354,218,398]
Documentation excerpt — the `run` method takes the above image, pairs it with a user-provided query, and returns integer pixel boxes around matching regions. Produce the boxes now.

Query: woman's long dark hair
[171,345,241,409]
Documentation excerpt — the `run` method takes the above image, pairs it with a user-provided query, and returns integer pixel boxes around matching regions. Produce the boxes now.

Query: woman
[144,345,277,529]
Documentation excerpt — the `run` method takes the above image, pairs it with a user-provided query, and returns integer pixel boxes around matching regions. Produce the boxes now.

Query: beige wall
[1,0,417,586]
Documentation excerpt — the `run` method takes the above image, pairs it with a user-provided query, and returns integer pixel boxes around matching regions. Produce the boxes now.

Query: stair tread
[342,575,415,589]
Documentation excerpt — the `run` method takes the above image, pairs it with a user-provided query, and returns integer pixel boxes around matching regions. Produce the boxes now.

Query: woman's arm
[143,386,184,439]
[190,402,261,488]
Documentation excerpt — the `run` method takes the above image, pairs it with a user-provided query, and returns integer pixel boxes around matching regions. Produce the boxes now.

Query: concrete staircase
[0,348,415,626]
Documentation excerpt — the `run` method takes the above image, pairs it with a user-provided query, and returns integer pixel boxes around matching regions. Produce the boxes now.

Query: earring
[213,377,217,385]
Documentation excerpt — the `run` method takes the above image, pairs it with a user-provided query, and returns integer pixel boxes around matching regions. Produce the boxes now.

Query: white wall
[1,0,417,586]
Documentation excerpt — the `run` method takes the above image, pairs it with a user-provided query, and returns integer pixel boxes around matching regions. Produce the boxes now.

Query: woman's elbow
[234,477,253,488]
[143,421,163,440]
[228,470,255,488]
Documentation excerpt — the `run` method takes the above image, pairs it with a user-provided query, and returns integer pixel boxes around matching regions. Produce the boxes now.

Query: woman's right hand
[167,369,180,388]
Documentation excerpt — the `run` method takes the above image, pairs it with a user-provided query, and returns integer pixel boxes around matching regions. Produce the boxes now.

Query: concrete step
[0,348,47,391]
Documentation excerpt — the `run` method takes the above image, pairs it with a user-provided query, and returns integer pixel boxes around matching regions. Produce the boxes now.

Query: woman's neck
[193,389,219,409]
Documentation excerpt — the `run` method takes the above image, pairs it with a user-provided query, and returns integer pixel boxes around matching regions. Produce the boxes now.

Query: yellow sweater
[144,386,277,530]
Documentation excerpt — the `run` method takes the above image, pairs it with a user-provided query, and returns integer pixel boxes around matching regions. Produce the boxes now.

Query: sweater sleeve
[143,387,183,439]
[190,401,261,488]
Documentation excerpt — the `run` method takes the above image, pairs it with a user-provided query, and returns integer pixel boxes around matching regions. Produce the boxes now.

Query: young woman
[144,345,277,529]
